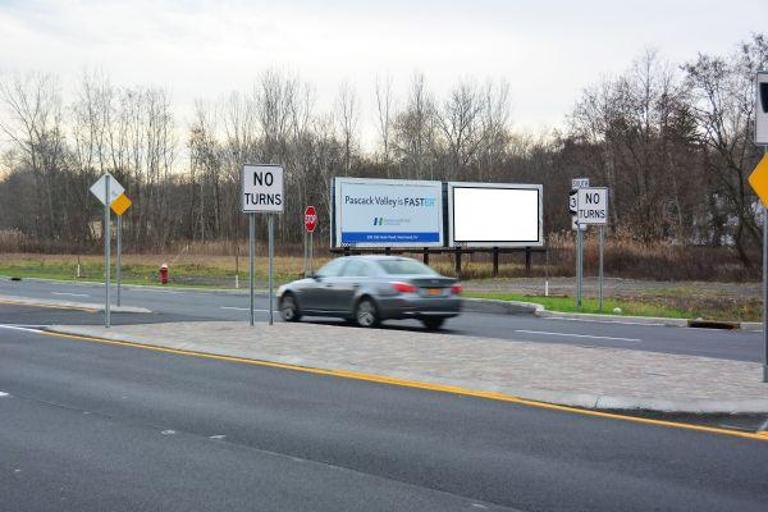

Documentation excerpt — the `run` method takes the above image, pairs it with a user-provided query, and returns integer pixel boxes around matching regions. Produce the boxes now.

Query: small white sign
[756,71,768,146]
[576,187,608,225]
[571,216,586,231]
[242,165,284,213]
[572,178,590,190]
[568,191,578,214]
[89,173,125,206]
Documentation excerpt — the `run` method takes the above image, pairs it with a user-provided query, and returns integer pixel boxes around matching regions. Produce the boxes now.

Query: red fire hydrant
[159,263,169,285]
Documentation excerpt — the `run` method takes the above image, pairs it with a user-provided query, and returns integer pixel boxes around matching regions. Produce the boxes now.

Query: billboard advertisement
[448,183,543,247]
[333,177,443,247]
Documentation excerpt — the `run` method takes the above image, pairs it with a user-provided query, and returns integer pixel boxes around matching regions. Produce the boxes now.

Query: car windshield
[377,259,438,276]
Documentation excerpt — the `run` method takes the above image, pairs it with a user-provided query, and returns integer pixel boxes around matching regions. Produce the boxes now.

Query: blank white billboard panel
[449,184,543,247]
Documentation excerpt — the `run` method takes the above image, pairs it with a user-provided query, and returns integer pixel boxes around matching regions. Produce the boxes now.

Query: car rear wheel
[422,317,445,331]
[355,298,380,328]
[280,293,302,322]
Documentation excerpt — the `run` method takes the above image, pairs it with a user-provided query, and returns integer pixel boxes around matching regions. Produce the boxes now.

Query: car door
[334,259,370,313]
[302,258,347,312]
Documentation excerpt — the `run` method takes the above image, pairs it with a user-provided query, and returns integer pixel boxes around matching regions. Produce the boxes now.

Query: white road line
[220,306,270,312]
[51,292,90,298]
[0,391,9,397]
[0,324,43,333]
[514,329,641,343]
[549,317,666,327]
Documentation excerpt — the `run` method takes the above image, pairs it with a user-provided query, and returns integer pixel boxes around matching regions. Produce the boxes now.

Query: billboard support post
[455,249,462,276]
[492,248,499,277]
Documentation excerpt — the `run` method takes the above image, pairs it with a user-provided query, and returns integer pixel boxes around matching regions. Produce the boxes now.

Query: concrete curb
[43,325,768,415]
[0,295,151,314]
[464,297,762,329]
[461,298,543,315]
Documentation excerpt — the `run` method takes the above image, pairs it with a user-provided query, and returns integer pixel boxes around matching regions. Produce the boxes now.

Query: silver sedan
[277,255,462,330]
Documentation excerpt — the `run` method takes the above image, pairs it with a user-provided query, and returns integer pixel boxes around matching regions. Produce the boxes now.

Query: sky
[0,0,766,146]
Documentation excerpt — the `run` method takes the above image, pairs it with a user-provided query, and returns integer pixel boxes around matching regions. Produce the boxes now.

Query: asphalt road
[1,321,767,511]
[0,277,762,362]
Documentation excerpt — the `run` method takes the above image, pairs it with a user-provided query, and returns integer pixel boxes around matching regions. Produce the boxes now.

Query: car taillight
[451,283,463,295]
[392,282,417,294]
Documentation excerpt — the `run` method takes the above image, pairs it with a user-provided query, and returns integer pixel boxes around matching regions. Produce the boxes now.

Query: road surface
[0,277,761,362]
[1,316,767,511]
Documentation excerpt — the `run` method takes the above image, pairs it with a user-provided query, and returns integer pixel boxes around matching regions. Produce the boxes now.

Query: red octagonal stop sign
[304,205,318,233]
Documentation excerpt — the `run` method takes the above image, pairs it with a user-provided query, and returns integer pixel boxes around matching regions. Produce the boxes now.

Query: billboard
[448,183,543,247]
[333,177,443,247]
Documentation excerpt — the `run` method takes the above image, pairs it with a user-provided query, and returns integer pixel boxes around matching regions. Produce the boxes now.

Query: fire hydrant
[159,263,169,285]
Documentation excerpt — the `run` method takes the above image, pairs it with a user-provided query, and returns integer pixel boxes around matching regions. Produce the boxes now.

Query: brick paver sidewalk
[49,321,768,413]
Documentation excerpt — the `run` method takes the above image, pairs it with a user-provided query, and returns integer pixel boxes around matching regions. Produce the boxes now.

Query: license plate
[427,288,442,296]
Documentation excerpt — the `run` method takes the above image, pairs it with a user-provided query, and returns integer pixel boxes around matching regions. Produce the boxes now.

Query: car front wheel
[280,293,302,322]
[355,298,380,328]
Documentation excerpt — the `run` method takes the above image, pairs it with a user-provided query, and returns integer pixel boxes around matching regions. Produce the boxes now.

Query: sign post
[750,71,768,382]
[304,205,317,276]
[268,215,275,325]
[570,179,589,309]
[249,213,255,326]
[242,164,284,326]
[576,186,609,312]
[104,176,111,327]
[748,149,768,382]
[90,173,131,327]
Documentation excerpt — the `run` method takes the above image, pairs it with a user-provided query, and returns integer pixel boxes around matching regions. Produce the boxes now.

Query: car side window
[316,258,347,277]
[342,260,370,277]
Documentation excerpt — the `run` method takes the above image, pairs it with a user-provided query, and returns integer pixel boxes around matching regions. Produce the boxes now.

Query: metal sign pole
[599,225,604,313]
[104,175,111,328]
[116,214,121,307]
[268,214,275,326]
[249,213,255,327]
[309,231,313,274]
[763,144,768,382]
[303,230,308,276]
[576,225,583,310]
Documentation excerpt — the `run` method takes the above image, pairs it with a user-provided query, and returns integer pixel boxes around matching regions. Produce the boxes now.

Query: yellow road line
[41,328,768,443]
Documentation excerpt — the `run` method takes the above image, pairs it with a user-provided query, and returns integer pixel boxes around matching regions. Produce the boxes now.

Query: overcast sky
[1,0,766,143]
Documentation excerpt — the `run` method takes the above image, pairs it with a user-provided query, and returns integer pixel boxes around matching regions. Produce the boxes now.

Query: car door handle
[352,283,360,289]
[324,284,333,288]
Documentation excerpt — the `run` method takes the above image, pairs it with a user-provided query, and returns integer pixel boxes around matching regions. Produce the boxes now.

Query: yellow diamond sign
[110,193,132,216]
[749,154,768,207]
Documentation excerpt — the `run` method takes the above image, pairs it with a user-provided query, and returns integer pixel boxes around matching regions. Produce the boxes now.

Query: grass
[465,292,703,320]
[0,253,323,288]
[0,252,761,321]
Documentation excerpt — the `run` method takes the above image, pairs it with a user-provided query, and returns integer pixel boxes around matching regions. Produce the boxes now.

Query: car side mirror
[310,272,321,281]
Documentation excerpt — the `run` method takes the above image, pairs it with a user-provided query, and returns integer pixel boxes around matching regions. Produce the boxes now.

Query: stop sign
[304,205,317,233]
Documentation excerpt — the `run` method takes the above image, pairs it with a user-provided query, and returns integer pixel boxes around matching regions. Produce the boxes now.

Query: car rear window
[377,259,438,276]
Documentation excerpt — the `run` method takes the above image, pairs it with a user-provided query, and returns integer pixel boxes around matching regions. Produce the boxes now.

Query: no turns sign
[242,164,284,213]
